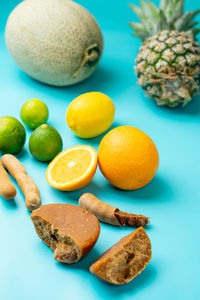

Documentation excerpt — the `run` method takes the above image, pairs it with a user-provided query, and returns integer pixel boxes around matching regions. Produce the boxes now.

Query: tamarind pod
[17,174,41,211]
[114,210,149,227]
[79,193,149,227]
[79,193,119,225]
[2,154,41,211]
[0,160,17,199]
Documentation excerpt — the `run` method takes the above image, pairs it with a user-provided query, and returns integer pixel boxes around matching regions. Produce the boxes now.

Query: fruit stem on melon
[72,44,99,79]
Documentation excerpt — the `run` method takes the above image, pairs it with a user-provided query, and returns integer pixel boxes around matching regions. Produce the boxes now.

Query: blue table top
[0,0,200,299]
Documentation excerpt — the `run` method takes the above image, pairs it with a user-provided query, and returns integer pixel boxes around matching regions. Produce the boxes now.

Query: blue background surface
[0,0,200,299]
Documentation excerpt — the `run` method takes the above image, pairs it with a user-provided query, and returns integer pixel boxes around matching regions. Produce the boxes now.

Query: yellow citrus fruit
[98,126,159,190]
[46,145,97,191]
[66,92,115,138]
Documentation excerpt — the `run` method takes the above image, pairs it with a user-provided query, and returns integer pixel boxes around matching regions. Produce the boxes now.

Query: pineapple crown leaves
[129,0,200,41]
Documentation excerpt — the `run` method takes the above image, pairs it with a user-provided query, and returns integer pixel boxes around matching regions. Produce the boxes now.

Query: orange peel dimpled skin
[98,126,159,190]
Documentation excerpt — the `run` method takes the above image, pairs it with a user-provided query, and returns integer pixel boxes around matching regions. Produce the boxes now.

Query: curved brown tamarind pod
[114,210,149,227]
[79,193,149,227]
[2,154,41,211]
[0,160,17,199]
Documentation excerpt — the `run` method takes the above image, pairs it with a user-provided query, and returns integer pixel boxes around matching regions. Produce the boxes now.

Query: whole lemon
[98,126,159,190]
[66,92,115,139]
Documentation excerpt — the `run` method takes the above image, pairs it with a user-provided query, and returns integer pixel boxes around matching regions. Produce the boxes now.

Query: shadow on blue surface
[92,175,173,202]
[15,148,28,159]
[118,175,173,202]
[17,63,127,99]
[46,173,174,207]
[57,247,102,271]
[46,180,103,204]
[73,120,123,145]
[144,94,200,118]
[0,197,17,209]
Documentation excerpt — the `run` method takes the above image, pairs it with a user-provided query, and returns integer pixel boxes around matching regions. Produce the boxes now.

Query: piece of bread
[31,204,100,264]
[89,227,151,285]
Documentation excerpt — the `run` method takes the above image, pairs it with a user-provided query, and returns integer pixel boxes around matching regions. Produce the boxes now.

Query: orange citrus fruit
[46,145,97,191]
[98,126,159,190]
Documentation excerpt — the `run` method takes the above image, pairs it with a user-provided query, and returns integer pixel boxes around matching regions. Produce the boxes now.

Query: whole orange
[98,126,159,190]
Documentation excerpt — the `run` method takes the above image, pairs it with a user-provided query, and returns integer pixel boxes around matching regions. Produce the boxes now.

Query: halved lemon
[46,145,97,191]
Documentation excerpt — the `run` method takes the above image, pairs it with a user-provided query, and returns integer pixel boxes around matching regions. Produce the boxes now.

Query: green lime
[29,124,63,161]
[21,99,49,129]
[0,116,26,154]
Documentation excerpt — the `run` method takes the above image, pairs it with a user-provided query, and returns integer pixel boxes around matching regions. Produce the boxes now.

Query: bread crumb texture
[31,204,100,264]
[90,227,151,284]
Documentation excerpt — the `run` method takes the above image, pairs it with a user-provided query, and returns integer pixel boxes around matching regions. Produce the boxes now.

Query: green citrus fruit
[21,99,49,129]
[0,116,26,154]
[29,124,63,161]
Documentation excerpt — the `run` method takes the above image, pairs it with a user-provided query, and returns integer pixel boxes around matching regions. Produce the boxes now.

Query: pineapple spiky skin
[135,30,200,107]
[129,0,200,107]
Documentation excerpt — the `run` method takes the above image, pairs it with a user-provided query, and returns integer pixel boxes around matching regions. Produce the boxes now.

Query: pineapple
[129,0,200,107]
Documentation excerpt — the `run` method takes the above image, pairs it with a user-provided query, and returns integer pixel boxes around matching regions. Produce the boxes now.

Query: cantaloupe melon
[5,0,103,86]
